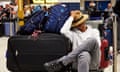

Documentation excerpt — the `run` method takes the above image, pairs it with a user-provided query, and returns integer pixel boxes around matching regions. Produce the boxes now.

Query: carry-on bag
[99,39,109,69]
[6,33,71,72]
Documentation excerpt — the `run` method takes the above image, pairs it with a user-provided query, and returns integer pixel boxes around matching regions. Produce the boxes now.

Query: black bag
[6,33,72,72]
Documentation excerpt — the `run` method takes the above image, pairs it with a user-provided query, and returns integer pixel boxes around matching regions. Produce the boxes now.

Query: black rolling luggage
[6,33,71,72]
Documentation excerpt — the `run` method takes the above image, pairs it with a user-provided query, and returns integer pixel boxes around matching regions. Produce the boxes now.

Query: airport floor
[0,37,120,72]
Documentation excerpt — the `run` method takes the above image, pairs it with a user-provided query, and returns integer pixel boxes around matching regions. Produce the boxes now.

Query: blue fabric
[20,11,46,34]
[4,22,15,36]
[104,29,113,46]
[44,4,70,33]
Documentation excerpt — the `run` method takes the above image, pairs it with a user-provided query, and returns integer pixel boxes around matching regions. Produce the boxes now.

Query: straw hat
[72,13,89,27]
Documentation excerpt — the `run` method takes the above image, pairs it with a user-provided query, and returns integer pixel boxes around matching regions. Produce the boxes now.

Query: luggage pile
[7,3,72,72]
[6,3,110,72]
[7,33,72,72]
[18,3,70,35]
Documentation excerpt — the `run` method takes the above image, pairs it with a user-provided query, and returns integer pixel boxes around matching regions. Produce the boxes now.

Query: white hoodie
[60,16,101,50]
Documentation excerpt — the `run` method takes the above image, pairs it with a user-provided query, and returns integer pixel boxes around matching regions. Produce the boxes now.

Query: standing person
[104,3,113,19]
[8,0,18,19]
[7,0,18,32]
[1,4,11,20]
[44,10,101,72]
[24,6,31,17]
[42,6,49,16]
[0,5,4,20]
[31,5,35,14]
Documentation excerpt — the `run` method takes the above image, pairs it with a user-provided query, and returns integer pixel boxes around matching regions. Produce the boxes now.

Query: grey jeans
[58,38,100,72]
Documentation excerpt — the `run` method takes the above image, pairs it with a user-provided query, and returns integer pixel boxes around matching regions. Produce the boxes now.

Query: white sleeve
[93,29,101,48]
[60,16,74,42]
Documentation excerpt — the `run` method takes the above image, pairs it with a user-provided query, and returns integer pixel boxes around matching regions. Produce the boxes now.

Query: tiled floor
[0,37,119,72]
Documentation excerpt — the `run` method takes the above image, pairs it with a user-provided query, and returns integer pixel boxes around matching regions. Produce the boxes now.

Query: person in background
[32,5,41,14]
[44,10,101,72]
[7,0,18,19]
[104,3,113,12]
[87,1,97,15]
[31,5,35,14]
[24,6,31,17]
[0,5,4,16]
[104,3,113,19]
[0,4,14,21]
[42,6,48,12]
[0,5,4,20]
[42,6,49,16]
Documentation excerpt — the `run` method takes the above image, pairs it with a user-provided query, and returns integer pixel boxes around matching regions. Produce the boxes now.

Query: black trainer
[44,60,64,72]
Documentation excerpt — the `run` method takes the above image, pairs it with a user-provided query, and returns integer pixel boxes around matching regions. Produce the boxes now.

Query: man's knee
[87,38,97,43]
[78,52,91,63]
[86,38,99,47]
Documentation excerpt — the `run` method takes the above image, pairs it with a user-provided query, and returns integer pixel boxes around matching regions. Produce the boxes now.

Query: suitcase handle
[30,30,42,40]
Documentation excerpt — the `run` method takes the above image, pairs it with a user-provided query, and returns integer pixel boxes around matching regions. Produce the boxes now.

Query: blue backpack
[44,4,70,33]
[19,10,47,35]
[104,29,113,46]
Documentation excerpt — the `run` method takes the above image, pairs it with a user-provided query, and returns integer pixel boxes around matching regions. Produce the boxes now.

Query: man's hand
[70,10,81,20]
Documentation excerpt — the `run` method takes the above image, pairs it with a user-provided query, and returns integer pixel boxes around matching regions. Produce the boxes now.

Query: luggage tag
[28,29,42,40]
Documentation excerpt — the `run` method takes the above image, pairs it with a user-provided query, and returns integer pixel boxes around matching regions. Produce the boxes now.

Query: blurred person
[104,3,113,19]
[42,6,49,16]
[87,1,97,15]
[104,3,114,29]
[0,5,4,20]
[42,6,48,11]
[0,5,4,15]
[104,3,113,12]
[31,5,35,14]
[44,10,101,72]
[0,4,12,20]
[7,0,18,19]
[32,5,41,14]
[24,6,31,17]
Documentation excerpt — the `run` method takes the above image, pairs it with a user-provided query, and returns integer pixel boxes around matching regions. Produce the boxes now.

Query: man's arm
[60,10,81,42]
[60,16,74,42]
[8,4,15,9]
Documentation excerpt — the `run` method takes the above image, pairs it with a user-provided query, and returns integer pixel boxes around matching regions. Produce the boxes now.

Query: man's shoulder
[91,28,99,34]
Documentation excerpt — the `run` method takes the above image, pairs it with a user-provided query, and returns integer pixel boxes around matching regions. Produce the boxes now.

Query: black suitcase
[6,33,72,72]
